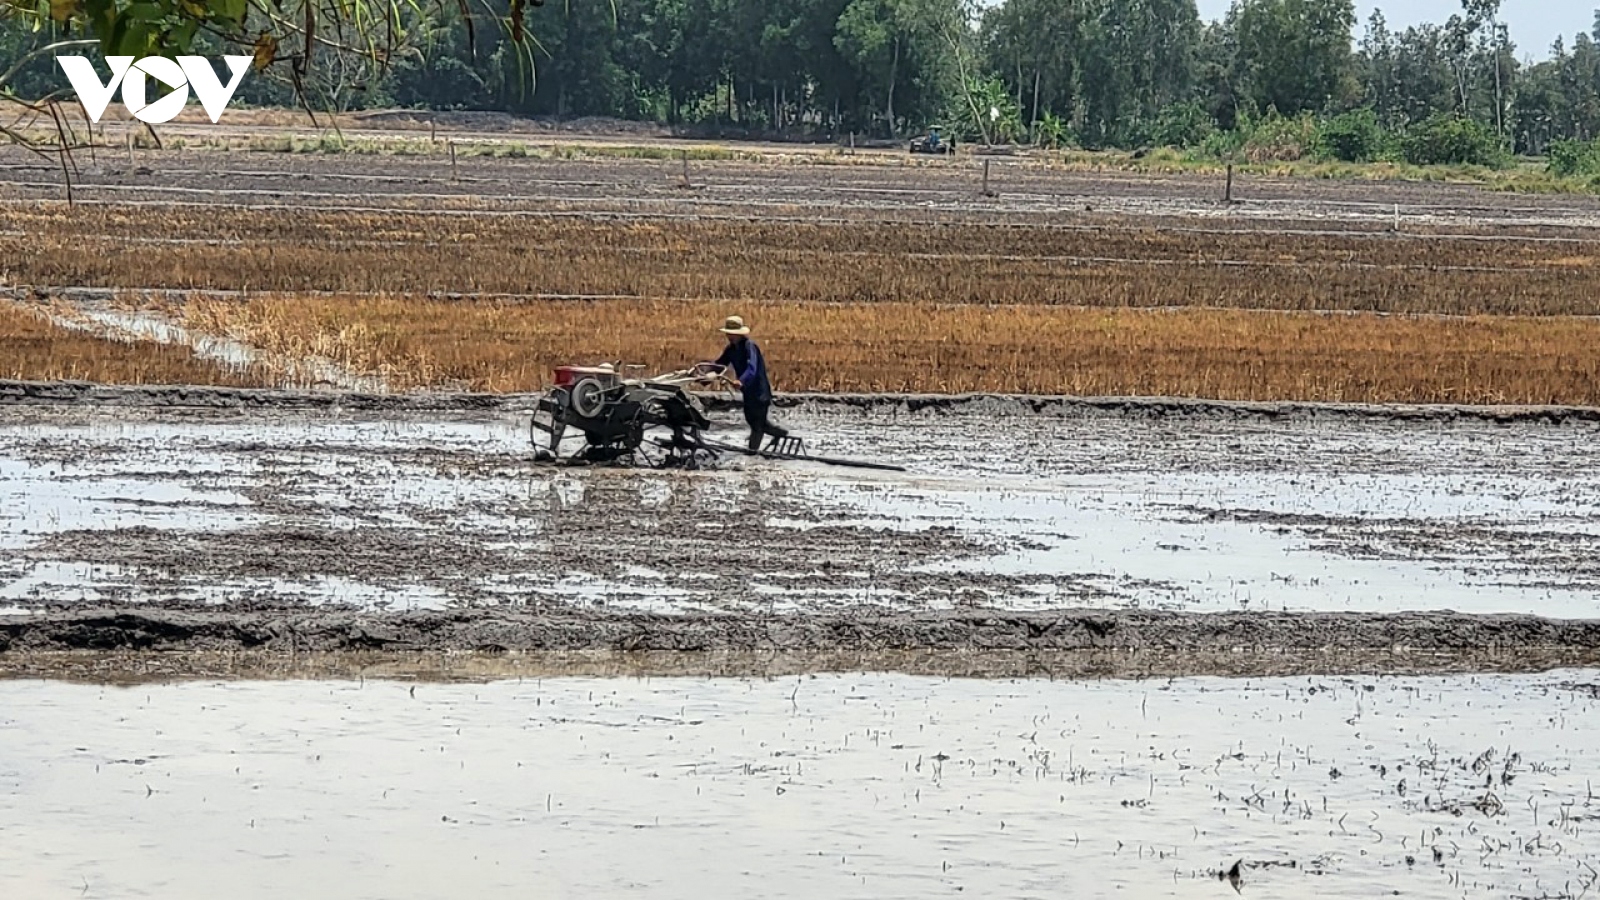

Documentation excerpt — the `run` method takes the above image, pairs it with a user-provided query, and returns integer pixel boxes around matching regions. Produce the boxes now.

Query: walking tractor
[529,361,904,471]
[530,362,720,467]
[909,126,956,156]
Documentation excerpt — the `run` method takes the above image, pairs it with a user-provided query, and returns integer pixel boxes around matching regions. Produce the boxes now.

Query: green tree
[1074,0,1201,147]
[1549,137,1600,176]
[6,0,1600,158]
[1194,17,1242,128]
[515,0,632,117]
[1152,98,1214,147]
[834,0,904,131]
[834,0,960,135]
[1231,0,1357,115]
[951,73,1022,141]
[1316,107,1383,160]
[979,0,1081,139]
[0,0,538,149]
[0,0,533,87]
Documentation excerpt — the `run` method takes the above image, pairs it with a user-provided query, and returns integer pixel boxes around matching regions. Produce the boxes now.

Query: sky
[1193,0,1597,60]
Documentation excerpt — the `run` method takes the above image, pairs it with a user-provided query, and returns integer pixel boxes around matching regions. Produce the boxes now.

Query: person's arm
[739,344,761,386]
[702,344,736,381]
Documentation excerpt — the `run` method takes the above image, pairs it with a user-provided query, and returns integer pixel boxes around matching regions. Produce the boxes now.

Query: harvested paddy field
[6,130,1600,898]
[0,300,263,386]
[4,136,1600,653]
[10,206,1600,316]
[3,141,1600,403]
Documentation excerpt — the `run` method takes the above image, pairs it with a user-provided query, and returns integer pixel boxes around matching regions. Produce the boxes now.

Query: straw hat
[719,315,751,336]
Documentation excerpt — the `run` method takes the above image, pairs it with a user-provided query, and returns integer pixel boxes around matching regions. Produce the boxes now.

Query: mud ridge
[9,645,1600,683]
[6,607,1600,658]
[5,379,1600,424]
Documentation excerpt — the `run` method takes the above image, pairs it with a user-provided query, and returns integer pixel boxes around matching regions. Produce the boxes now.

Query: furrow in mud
[6,645,1600,683]
[5,607,1600,659]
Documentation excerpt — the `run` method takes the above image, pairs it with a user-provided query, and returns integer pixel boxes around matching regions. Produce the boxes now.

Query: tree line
[3,0,1600,166]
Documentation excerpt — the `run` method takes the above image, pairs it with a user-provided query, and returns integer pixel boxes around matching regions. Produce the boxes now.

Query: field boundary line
[5,194,1600,243]
[6,233,1593,276]
[6,606,1600,657]
[9,285,1600,321]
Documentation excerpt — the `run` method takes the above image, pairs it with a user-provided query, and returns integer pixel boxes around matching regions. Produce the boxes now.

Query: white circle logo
[121,57,190,124]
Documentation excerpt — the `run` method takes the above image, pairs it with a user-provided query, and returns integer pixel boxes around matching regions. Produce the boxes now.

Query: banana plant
[1033,108,1070,148]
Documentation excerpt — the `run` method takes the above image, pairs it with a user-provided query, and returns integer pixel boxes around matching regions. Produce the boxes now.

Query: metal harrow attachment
[765,435,806,456]
[698,433,905,472]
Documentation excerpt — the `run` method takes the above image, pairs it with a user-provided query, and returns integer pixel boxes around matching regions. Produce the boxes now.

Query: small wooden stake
[1225,164,1234,203]
[449,140,458,181]
[60,148,73,206]
[981,159,992,196]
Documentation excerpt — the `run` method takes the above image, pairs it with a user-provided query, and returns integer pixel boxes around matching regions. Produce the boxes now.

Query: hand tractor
[529,362,904,471]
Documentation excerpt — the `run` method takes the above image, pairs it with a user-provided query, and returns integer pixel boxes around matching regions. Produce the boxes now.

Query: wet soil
[9,645,1600,684]
[3,392,1600,669]
[6,379,1598,423]
[5,606,1600,657]
[6,143,1600,234]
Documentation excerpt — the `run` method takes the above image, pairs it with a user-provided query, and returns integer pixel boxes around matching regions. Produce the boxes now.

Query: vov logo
[57,56,252,125]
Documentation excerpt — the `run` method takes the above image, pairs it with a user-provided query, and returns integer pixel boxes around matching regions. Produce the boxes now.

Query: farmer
[709,315,790,452]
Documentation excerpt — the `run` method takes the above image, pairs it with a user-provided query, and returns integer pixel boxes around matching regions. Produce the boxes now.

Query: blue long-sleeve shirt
[714,338,771,404]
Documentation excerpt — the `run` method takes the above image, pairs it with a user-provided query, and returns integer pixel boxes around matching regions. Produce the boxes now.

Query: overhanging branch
[0,38,98,95]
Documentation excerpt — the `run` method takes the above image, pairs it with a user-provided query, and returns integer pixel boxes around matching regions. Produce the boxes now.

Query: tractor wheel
[530,412,566,453]
[570,377,607,418]
[624,401,661,452]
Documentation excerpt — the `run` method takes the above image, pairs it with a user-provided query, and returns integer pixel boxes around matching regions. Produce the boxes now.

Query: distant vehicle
[909,128,956,155]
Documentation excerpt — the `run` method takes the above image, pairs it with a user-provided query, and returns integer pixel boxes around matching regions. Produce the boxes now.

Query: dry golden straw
[0,301,267,386]
[8,198,1599,404]
[172,294,1600,405]
[6,207,1599,316]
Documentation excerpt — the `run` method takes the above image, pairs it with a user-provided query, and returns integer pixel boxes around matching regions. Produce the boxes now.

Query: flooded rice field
[4,670,1600,899]
[5,395,1599,897]
[2,397,1599,621]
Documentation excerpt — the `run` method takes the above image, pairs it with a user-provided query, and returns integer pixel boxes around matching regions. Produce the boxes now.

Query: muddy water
[2,671,1598,899]
[2,405,1599,617]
